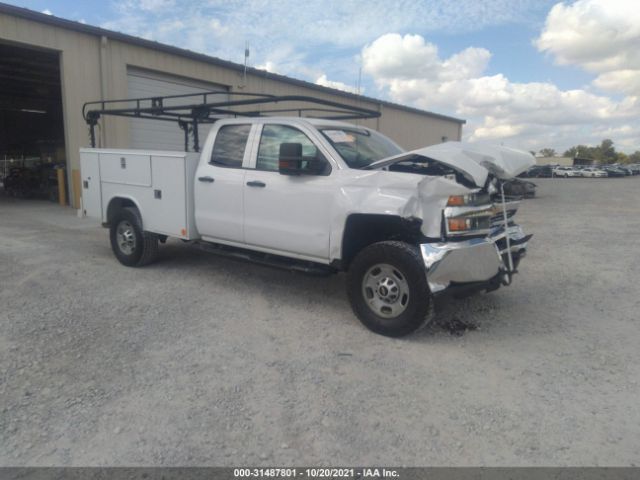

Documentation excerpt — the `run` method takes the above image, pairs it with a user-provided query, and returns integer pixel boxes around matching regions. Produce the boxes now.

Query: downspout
[99,35,109,146]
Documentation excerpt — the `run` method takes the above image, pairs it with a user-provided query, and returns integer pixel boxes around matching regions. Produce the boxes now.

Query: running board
[194,241,336,276]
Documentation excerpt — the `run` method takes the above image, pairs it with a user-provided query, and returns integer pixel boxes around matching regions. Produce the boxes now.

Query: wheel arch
[339,213,423,270]
[105,196,144,228]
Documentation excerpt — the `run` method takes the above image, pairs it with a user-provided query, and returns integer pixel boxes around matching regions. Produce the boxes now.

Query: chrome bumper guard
[420,225,530,294]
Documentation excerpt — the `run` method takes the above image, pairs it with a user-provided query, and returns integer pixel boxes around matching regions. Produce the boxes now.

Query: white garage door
[127,68,228,151]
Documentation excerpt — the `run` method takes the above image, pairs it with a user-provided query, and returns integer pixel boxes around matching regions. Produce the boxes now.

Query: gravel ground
[1,178,639,466]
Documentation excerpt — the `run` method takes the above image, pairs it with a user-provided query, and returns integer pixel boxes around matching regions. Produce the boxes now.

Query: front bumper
[420,225,531,294]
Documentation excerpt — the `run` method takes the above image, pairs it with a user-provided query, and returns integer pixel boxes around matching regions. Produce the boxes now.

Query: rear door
[194,123,253,243]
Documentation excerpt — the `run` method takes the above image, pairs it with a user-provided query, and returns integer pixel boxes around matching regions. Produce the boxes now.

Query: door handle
[198,176,215,183]
[246,180,266,187]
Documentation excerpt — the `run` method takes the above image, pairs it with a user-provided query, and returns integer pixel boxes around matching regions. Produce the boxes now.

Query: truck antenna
[240,41,250,89]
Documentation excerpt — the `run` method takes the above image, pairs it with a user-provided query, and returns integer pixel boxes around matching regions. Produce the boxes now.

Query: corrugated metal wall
[126,68,228,151]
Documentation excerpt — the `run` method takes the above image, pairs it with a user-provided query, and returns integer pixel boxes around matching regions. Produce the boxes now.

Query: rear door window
[210,124,251,168]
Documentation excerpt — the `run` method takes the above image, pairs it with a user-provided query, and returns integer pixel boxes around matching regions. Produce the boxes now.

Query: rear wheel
[347,241,432,337]
[109,207,159,267]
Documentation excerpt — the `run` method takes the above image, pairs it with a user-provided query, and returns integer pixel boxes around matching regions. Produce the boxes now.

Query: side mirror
[278,143,305,175]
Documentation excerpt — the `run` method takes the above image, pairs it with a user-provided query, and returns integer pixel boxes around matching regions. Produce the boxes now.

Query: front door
[243,124,334,261]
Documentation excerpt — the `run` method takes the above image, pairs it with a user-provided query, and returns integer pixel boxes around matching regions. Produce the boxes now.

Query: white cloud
[472,119,526,140]
[315,74,361,94]
[41,9,52,15]
[593,70,640,96]
[208,18,228,36]
[156,19,184,34]
[256,61,278,74]
[362,32,640,151]
[95,0,639,152]
[535,0,640,71]
[362,34,441,80]
[102,0,550,80]
[250,44,319,79]
[192,0,550,48]
[362,34,491,82]
[139,0,175,11]
[536,0,640,96]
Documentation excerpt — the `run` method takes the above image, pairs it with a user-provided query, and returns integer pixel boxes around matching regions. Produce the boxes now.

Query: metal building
[0,3,465,208]
[536,156,574,166]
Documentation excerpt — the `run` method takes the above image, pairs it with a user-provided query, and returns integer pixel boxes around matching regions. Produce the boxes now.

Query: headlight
[447,215,491,233]
[446,192,491,206]
[444,191,493,237]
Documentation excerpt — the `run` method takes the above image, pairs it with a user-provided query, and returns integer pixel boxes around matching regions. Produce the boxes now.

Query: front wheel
[346,241,433,337]
[109,207,159,267]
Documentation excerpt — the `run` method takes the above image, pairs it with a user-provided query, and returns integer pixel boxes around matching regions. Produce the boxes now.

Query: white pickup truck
[80,94,534,337]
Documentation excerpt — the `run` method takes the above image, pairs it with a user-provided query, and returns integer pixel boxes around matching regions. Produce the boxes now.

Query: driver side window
[256,124,329,174]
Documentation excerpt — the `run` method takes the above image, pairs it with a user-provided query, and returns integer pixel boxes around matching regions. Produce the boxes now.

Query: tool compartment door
[79,150,102,219]
[142,154,189,238]
[99,152,152,186]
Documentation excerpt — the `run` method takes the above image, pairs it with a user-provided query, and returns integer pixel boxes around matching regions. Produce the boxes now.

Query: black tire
[109,207,159,267]
[346,241,432,337]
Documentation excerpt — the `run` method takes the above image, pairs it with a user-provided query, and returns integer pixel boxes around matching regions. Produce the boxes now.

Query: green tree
[564,145,592,159]
[539,148,557,157]
[564,139,623,164]
[628,151,640,163]
[598,139,616,164]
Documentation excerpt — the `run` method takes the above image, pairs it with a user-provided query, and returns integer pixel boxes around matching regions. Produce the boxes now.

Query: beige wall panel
[536,157,573,166]
[105,39,245,147]
[103,39,392,148]
[378,106,462,150]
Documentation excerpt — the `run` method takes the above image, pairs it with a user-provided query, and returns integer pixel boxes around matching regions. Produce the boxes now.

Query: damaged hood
[367,141,536,186]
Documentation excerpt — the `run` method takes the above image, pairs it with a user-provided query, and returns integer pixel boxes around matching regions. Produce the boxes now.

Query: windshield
[320,127,403,169]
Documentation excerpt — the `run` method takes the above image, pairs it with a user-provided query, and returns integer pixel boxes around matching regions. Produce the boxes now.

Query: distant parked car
[627,164,640,175]
[552,166,581,178]
[601,166,626,177]
[518,167,538,178]
[503,178,536,198]
[580,167,608,178]
[521,165,553,178]
[615,166,633,176]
